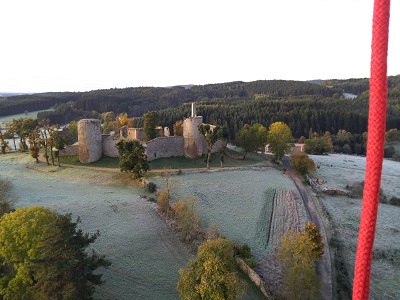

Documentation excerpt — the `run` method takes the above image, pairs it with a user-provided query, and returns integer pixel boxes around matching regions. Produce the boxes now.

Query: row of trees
[1,118,69,166]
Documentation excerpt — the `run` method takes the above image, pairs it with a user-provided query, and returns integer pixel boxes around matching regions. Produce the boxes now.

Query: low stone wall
[59,144,79,157]
[145,136,184,161]
[102,135,119,157]
[236,257,270,299]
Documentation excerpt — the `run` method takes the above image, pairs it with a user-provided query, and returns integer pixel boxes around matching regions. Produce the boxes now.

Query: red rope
[353,0,390,299]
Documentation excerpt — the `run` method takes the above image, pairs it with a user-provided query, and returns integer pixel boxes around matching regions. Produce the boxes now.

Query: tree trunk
[206,151,211,169]
[57,152,60,167]
[44,146,50,165]
[50,148,55,166]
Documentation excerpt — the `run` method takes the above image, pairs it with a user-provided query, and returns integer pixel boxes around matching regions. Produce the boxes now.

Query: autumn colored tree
[267,122,294,161]
[278,231,320,300]
[290,152,316,176]
[173,120,184,136]
[172,196,203,243]
[115,139,149,178]
[304,222,324,260]
[29,126,41,163]
[0,129,8,154]
[157,189,170,216]
[177,238,246,300]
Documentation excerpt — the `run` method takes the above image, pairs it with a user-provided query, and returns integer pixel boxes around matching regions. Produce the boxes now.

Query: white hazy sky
[1,0,399,93]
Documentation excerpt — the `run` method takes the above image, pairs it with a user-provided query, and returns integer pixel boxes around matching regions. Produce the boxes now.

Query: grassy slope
[311,154,400,299]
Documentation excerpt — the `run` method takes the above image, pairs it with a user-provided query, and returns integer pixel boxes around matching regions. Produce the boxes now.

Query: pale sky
[1,0,399,93]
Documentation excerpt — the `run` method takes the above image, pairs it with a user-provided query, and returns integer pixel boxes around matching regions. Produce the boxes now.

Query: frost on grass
[311,154,400,299]
[152,168,305,261]
[0,154,268,300]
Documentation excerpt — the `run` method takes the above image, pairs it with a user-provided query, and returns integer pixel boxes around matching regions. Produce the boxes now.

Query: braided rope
[352,0,391,299]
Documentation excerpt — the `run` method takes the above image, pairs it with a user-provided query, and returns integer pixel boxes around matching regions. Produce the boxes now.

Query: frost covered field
[0,153,265,300]
[152,168,308,261]
[311,154,400,299]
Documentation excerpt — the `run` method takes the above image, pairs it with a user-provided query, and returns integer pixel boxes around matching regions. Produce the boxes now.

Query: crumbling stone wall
[102,135,119,157]
[127,128,144,141]
[78,119,102,163]
[145,137,184,161]
[59,143,79,157]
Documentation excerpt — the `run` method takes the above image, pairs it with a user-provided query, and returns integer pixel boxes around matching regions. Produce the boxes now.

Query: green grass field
[60,151,274,171]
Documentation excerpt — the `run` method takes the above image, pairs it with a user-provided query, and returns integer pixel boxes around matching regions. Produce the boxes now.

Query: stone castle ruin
[75,103,222,163]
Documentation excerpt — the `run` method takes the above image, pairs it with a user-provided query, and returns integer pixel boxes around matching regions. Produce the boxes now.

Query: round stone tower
[183,103,204,159]
[78,119,102,163]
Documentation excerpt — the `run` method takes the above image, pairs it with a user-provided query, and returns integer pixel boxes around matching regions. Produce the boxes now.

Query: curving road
[283,156,332,300]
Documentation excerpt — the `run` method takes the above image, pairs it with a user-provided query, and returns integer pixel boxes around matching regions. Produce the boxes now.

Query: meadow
[0,153,267,299]
[311,154,400,299]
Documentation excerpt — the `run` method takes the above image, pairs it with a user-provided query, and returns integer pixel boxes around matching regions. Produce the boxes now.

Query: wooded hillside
[1,76,400,140]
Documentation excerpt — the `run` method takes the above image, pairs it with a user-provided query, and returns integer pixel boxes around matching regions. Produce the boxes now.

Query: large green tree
[267,122,294,161]
[115,139,149,178]
[304,132,333,155]
[177,238,246,300]
[143,111,160,141]
[0,206,110,299]
[0,179,13,217]
[236,123,268,158]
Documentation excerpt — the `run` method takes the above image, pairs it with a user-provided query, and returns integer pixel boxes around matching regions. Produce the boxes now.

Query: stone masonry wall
[59,144,79,157]
[145,136,184,161]
[102,135,119,157]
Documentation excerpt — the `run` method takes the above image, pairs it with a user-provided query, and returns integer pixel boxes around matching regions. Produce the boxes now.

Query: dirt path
[283,157,332,300]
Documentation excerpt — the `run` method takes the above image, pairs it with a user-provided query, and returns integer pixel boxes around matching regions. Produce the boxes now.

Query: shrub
[205,222,221,240]
[392,153,400,162]
[384,146,396,158]
[146,182,157,193]
[157,189,170,215]
[244,258,257,269]
[235,243,251,258]
[171,196,203,243]
[177,238,246,300]
[304,222,324,260]
[290,153,316,176]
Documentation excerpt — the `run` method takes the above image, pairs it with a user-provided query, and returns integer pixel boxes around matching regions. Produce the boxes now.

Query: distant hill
[0,79,340,119]
[2,76,399,139]
[0,92,30,97]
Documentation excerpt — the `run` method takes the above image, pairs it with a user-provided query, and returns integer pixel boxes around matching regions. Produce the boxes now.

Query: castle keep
[75,103,222,163]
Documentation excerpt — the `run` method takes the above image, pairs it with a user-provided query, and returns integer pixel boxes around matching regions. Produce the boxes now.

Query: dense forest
[0,80,341,118]
[1,76,400,143]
